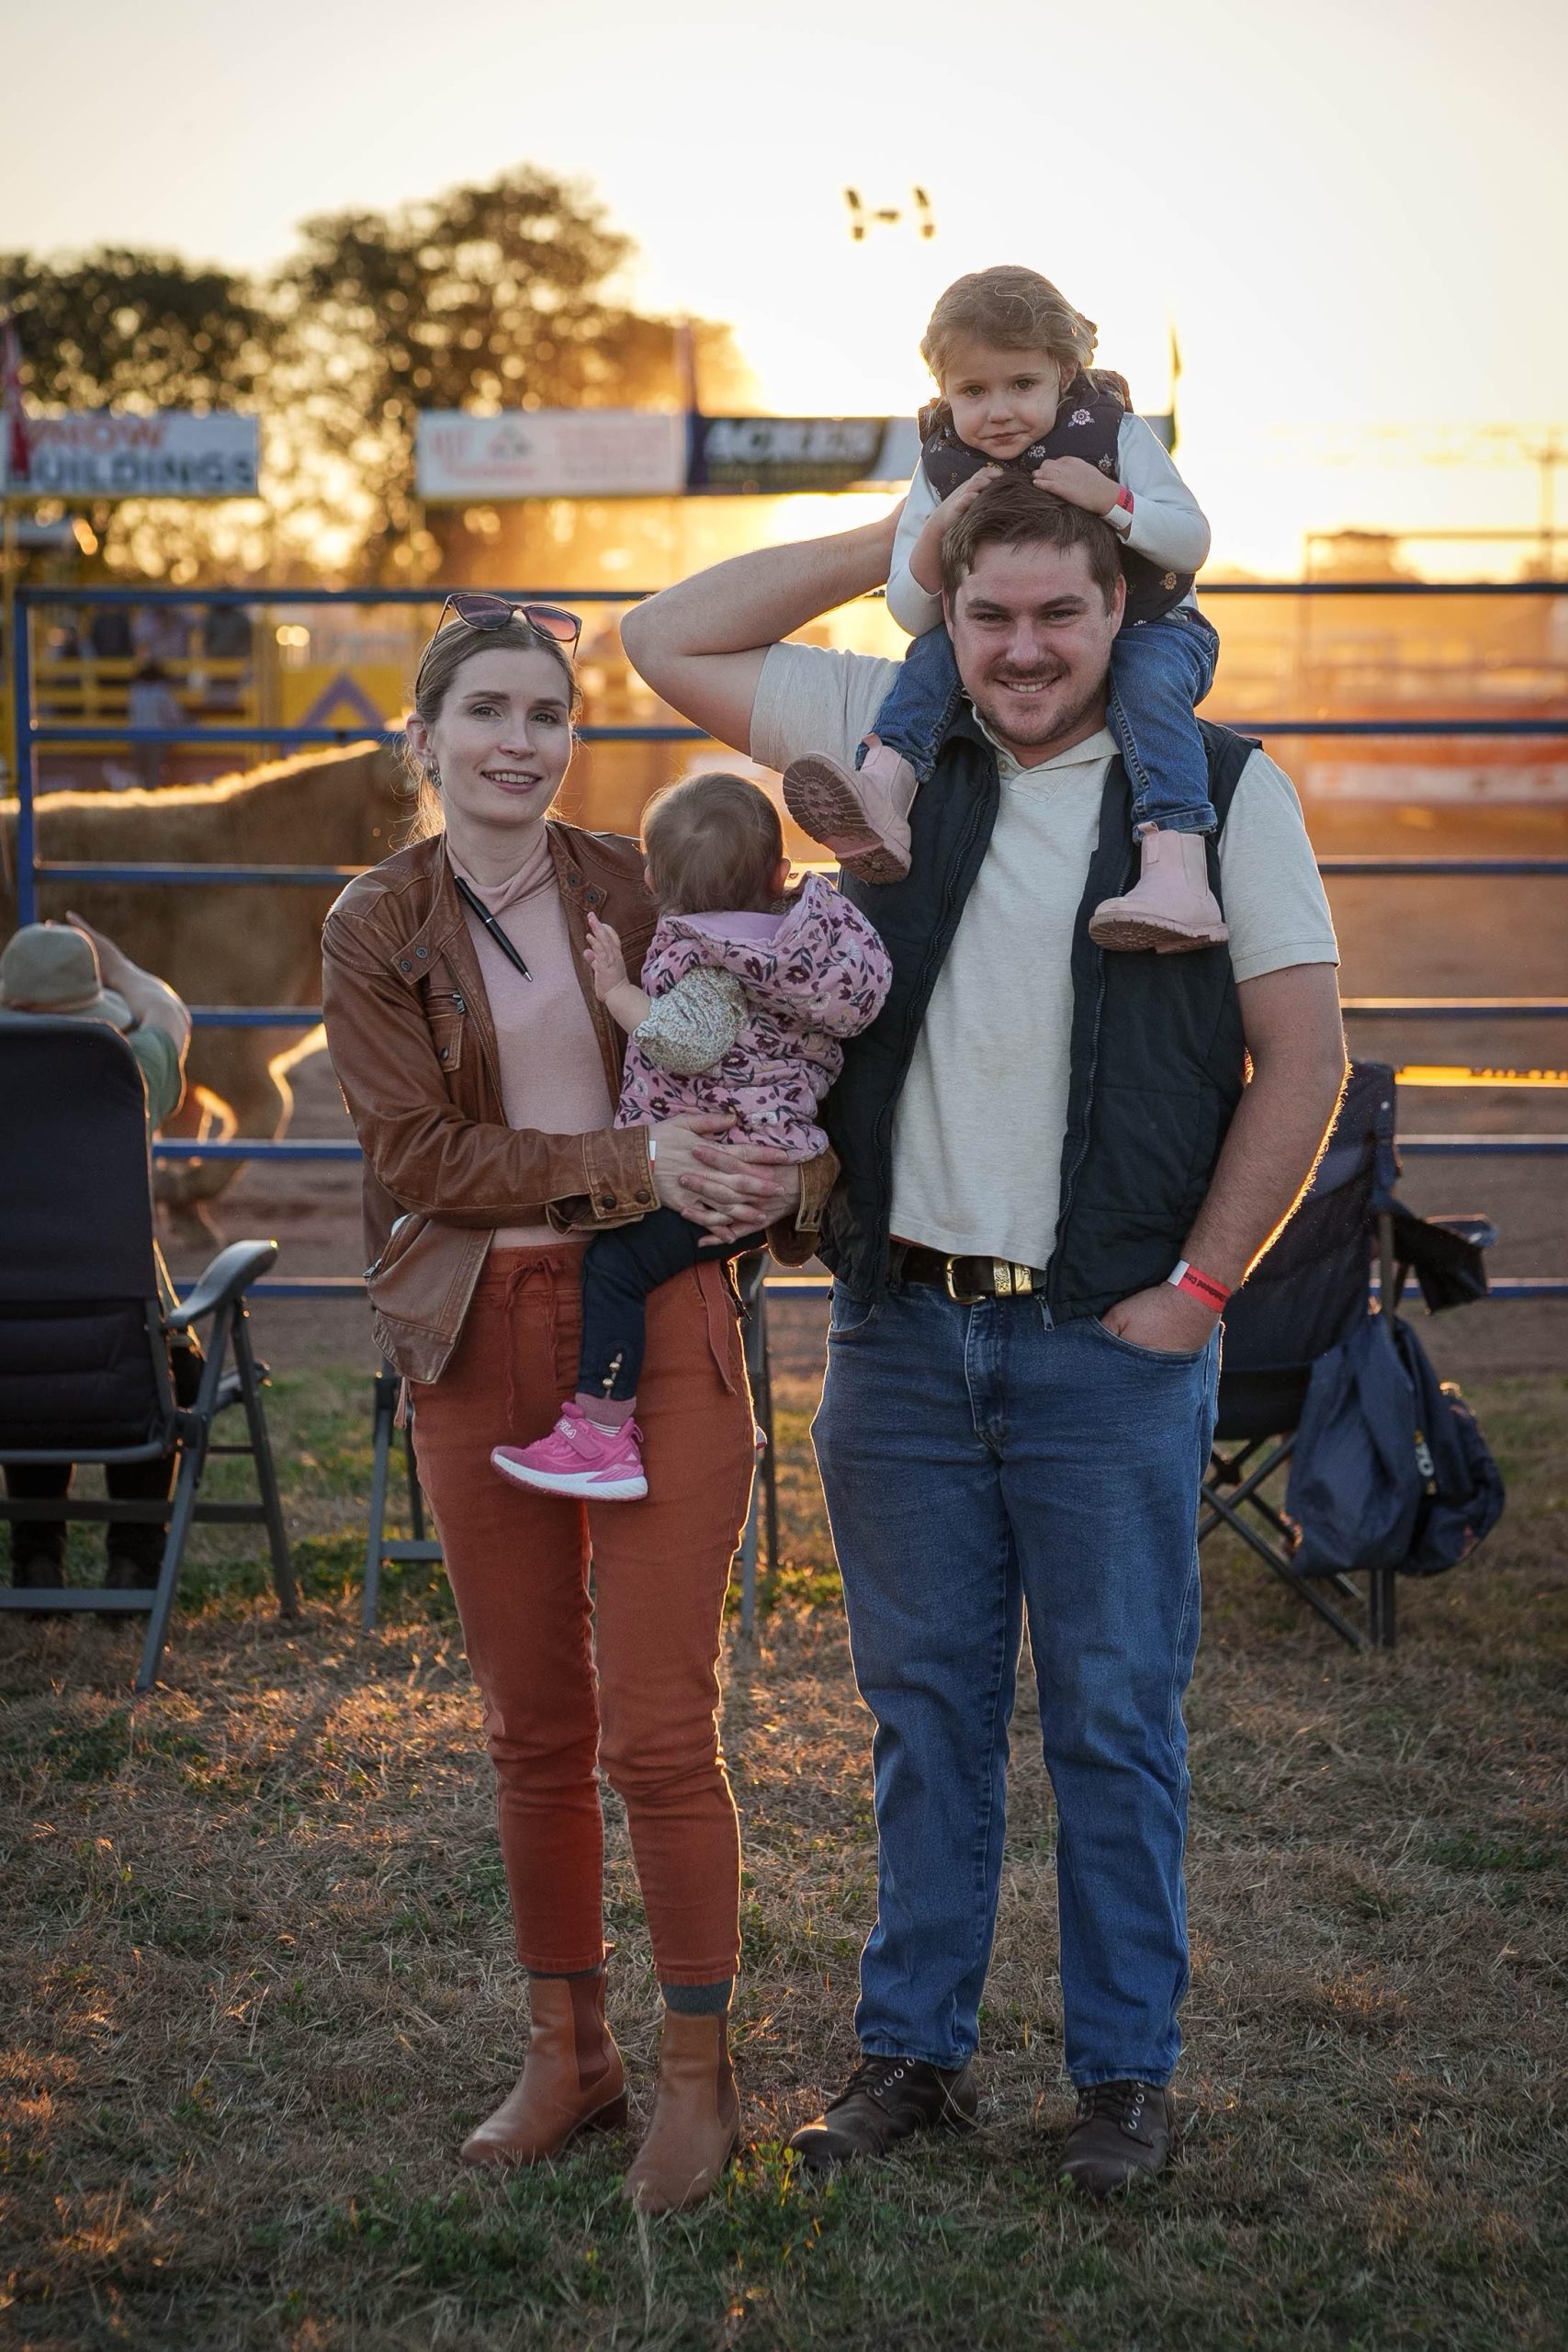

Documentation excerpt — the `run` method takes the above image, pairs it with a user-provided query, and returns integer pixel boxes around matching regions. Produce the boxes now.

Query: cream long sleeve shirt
[887,413,1212,637]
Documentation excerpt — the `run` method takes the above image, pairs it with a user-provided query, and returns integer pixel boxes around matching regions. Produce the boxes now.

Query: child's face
[942,337,1066,460]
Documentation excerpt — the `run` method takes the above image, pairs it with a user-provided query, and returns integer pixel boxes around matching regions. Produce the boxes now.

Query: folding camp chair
[734,1249,779,1633]
[0,1016,296,1690]
[1200,1059,1493,1650]
[362,1357,441,1630]
[360,1250,782,1634]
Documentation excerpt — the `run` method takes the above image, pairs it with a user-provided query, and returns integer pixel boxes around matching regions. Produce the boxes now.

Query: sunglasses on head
[435,592,581,650]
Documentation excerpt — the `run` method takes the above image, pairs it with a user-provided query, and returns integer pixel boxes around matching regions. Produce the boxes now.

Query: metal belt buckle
[943,1256,1033,1303]
[943,1256,986,1304]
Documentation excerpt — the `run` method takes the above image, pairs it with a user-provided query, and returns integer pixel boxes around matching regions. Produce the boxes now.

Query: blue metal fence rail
[13,581,1568,1302]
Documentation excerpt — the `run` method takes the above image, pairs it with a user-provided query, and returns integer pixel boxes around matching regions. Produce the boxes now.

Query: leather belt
[897,1245,1047,1303]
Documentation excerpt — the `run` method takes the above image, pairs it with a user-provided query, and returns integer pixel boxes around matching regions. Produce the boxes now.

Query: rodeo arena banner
[415,407,923,499]
[1,410,261,498]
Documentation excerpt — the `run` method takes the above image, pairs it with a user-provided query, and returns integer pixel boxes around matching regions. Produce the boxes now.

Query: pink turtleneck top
[446,829,615,1250]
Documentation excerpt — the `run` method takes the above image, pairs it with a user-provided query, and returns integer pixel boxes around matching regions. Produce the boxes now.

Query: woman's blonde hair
[921,266,1098,386]
[402,615,583,840]
[641,771,784,916]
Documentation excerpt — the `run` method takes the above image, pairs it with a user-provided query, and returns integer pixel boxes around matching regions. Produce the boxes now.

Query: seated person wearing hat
[0,918,197,1597]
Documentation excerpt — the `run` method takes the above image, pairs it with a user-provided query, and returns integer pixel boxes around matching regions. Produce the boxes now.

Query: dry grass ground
[3,1338,1565,2352]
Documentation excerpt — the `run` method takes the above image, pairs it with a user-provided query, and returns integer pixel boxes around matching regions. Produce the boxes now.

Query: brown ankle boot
[460,1973,626,2166]
[623,2011,740,2213]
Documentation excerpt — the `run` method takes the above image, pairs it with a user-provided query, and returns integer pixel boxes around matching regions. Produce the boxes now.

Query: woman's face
[409,645,574,830]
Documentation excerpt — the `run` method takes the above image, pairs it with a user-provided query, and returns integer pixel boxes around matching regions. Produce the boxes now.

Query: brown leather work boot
[789,2053,978,2171]
[1058,2079,1177,2197]
[459,1973,626,2166]
[623,2011,740,2213]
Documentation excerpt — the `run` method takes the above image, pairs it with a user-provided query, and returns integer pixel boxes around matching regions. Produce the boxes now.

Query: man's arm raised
[620,505,903,751]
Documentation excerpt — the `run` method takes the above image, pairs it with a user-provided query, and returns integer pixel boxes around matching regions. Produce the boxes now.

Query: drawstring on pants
[501,1254,566,1436]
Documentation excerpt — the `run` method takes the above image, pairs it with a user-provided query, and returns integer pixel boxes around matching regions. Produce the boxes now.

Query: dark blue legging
[579,1210,765,1402]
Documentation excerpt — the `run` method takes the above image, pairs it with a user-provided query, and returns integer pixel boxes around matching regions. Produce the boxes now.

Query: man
[623,479,1348,2196]
[0,917,194,1595]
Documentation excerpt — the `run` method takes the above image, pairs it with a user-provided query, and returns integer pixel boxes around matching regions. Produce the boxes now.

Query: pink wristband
[1168,1260,1229,1312]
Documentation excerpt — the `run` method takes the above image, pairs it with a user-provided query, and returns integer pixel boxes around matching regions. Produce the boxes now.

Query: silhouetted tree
[274,165,746,579]
[4,171,749,582]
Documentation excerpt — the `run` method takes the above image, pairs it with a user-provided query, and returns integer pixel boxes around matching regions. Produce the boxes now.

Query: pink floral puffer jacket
[616,872,892,1159]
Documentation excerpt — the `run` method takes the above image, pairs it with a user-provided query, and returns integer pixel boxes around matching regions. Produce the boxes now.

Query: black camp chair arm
[1425,1213,1498,1252]
[166,1238,279,1330]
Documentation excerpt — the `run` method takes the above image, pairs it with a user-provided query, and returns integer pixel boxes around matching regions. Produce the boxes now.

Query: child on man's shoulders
[783,263,1228,953]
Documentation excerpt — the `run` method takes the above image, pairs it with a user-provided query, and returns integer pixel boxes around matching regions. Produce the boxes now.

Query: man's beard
[970,668,1106,759]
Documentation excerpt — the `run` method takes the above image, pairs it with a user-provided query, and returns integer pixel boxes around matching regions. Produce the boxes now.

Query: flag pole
[1,299,29,805]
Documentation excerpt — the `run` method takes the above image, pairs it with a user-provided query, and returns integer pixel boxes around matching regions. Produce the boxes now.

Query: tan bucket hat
[0,923,134,1030]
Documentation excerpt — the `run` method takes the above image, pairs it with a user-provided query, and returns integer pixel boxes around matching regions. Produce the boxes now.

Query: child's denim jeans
[865,605,1222,838]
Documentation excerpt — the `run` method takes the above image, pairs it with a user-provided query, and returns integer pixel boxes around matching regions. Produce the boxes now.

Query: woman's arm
[322,923,657,1228]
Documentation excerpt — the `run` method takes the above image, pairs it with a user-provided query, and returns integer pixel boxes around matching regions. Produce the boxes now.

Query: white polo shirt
[751,644,1340,1270]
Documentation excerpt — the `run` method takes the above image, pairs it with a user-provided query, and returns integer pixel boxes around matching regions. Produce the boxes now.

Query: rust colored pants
[412,1245,755,1984]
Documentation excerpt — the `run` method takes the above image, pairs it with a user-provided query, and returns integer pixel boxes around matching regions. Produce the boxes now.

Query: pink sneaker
[491,1402,648,1501]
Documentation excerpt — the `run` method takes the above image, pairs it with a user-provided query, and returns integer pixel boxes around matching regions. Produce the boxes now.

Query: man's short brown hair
[940,476,1123,613]
[641,770,784,916]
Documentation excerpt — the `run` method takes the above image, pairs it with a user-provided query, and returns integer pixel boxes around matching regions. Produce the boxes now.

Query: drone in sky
[844,187,937,241]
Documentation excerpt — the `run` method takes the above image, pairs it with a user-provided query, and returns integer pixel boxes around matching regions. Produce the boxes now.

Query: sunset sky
[5,0,1564,576]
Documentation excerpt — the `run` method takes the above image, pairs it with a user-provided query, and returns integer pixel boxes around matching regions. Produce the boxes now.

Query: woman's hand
[1031,454,1120,515]
[584,910,628,1001]
[649,1119,803,1240]
[909,469,1000,594]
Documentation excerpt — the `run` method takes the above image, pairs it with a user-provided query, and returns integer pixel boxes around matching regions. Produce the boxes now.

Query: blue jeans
[866,606,1221,838]
[811,1282,1219,2086]
[1108,606,1221,838]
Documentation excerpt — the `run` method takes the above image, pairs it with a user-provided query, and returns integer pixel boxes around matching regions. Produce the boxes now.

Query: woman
[321,597,828,2212]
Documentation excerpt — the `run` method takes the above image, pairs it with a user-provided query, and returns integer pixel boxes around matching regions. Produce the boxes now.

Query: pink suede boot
[1088,826,1229,954]
[782,738,915,884]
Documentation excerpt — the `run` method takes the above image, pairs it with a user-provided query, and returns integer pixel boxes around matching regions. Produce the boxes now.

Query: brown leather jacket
[321,823,832,1382]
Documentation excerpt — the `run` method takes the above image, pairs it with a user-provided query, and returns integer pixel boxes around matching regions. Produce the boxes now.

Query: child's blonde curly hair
[921,266,1099,386]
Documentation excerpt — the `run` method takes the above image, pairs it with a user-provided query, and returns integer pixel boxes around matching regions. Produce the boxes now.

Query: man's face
[945,539,1124,761]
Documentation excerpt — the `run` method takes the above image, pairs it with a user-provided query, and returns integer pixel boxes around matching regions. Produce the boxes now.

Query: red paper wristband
[1113,482,1134,515]
[1168,1260,1229,1311]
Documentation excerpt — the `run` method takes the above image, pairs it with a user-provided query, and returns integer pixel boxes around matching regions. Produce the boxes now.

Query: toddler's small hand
[1032,454,1120,514]
[910,469,1002,593]
[938,468,1002,520]
[583,911,627,1001]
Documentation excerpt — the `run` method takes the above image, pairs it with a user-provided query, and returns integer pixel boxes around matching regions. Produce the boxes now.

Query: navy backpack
[1286,1308,1505,1579]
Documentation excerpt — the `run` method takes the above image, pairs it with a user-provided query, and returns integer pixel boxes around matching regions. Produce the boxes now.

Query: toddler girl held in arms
[784,263,1227,952]
[491,771,890,1502]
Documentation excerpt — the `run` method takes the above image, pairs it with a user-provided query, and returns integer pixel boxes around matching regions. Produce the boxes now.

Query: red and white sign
[415,410,687,501]
[3,411,259,499]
